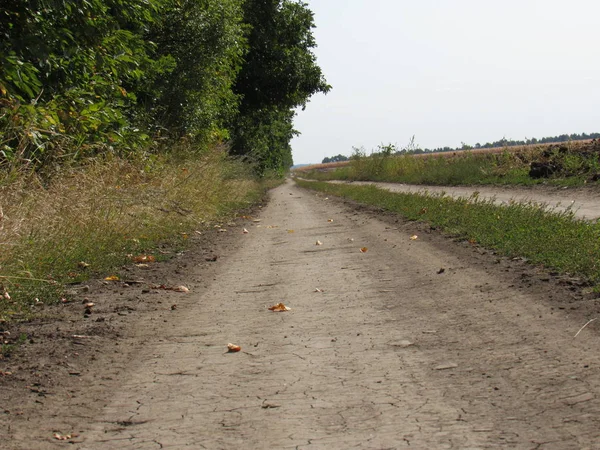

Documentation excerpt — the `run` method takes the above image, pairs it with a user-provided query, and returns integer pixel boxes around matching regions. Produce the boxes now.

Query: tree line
[0,0,330,175]
[323,132,600,162]
[424,132,600,154]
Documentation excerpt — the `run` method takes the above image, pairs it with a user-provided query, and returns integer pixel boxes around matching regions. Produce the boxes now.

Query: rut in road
[75,180,600,449]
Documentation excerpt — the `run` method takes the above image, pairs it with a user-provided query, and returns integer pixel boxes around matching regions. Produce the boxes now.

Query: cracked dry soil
[3,179,600,449]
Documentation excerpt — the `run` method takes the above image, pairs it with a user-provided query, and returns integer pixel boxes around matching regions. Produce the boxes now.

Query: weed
[1,332,27,357]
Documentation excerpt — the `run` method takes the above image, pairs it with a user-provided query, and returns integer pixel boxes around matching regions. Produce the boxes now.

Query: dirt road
[330,181,600,220]
[4,180,600,449]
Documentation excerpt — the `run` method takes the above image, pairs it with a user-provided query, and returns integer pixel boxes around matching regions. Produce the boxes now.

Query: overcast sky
[290,0,600,165]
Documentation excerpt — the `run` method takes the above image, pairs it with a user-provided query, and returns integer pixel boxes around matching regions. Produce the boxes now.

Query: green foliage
[0,0,163,168]
[0,0,329,175]
[230,0,330,175]
[142,0,246,144]
[322,154,349,164]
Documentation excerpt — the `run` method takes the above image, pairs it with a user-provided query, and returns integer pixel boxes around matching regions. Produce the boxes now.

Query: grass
[303,141,600,187]
[0,146,274,322]
[1,332,27,358]
[296,179,600,285]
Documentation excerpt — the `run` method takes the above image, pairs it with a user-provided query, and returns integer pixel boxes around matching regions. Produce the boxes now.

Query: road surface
[4,179,600,449]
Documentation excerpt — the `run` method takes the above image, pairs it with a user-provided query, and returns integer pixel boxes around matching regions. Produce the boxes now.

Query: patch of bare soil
[2,179,600,449]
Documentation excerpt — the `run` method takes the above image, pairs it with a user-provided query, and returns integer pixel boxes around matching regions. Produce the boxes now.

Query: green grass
[303,144,600,187]
[297,179,600,285]
[1,332,27,357]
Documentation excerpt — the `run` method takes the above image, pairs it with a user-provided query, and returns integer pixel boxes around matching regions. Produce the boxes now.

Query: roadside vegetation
[0,1,328,323]
[303,140,600,187]
[0,147,273,322]
[297,180,600,286]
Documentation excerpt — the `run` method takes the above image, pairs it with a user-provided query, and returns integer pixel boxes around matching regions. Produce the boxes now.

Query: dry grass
[0,147,264,321]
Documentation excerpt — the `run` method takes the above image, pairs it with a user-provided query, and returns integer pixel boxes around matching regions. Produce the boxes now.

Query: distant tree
[322,154,348,164]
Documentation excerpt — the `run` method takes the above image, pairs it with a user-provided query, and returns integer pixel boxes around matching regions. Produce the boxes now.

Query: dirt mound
[529,139,600,179]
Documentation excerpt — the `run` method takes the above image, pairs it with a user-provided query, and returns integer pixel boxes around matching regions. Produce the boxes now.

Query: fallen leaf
[135,263,150,268]
[252,219,261,223]
[84,302,95,308]
[316,240,323,246]
[287,229,295,233]
[327,219,334,223]
[227,343,241,352]
[195,230,203,235]
[410,235,419,241]
[53,433,72,441]
[242,228,249,234]
[360,247,368,253]
[150,284,189,293]
[261,402,281,409]
[77,261,90,269]
[173,285,189,293]
[268,302,291,312]
[132,255,155,263]
[267,225,278,229]
[104,275,120,281]
[314,288,324,293]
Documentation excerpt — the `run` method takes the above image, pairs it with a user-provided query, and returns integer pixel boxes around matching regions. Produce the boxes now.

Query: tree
[322,154,349,164]
[229,0,330,174]
[142,0,247,144]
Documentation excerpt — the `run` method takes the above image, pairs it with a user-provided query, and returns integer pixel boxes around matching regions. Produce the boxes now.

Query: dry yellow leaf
[268,302,291,312]
[410,235,419,240]
[173,285,190,293]
[104,275,120,281]
[287,229,295,233]
[360,247,368,253]
[316,240,323,246]
[227,343,241,352]
[132,255,155,263]
[53,433,73,441]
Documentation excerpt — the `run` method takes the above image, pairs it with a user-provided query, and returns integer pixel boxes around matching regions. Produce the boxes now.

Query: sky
[290,0,600,165]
